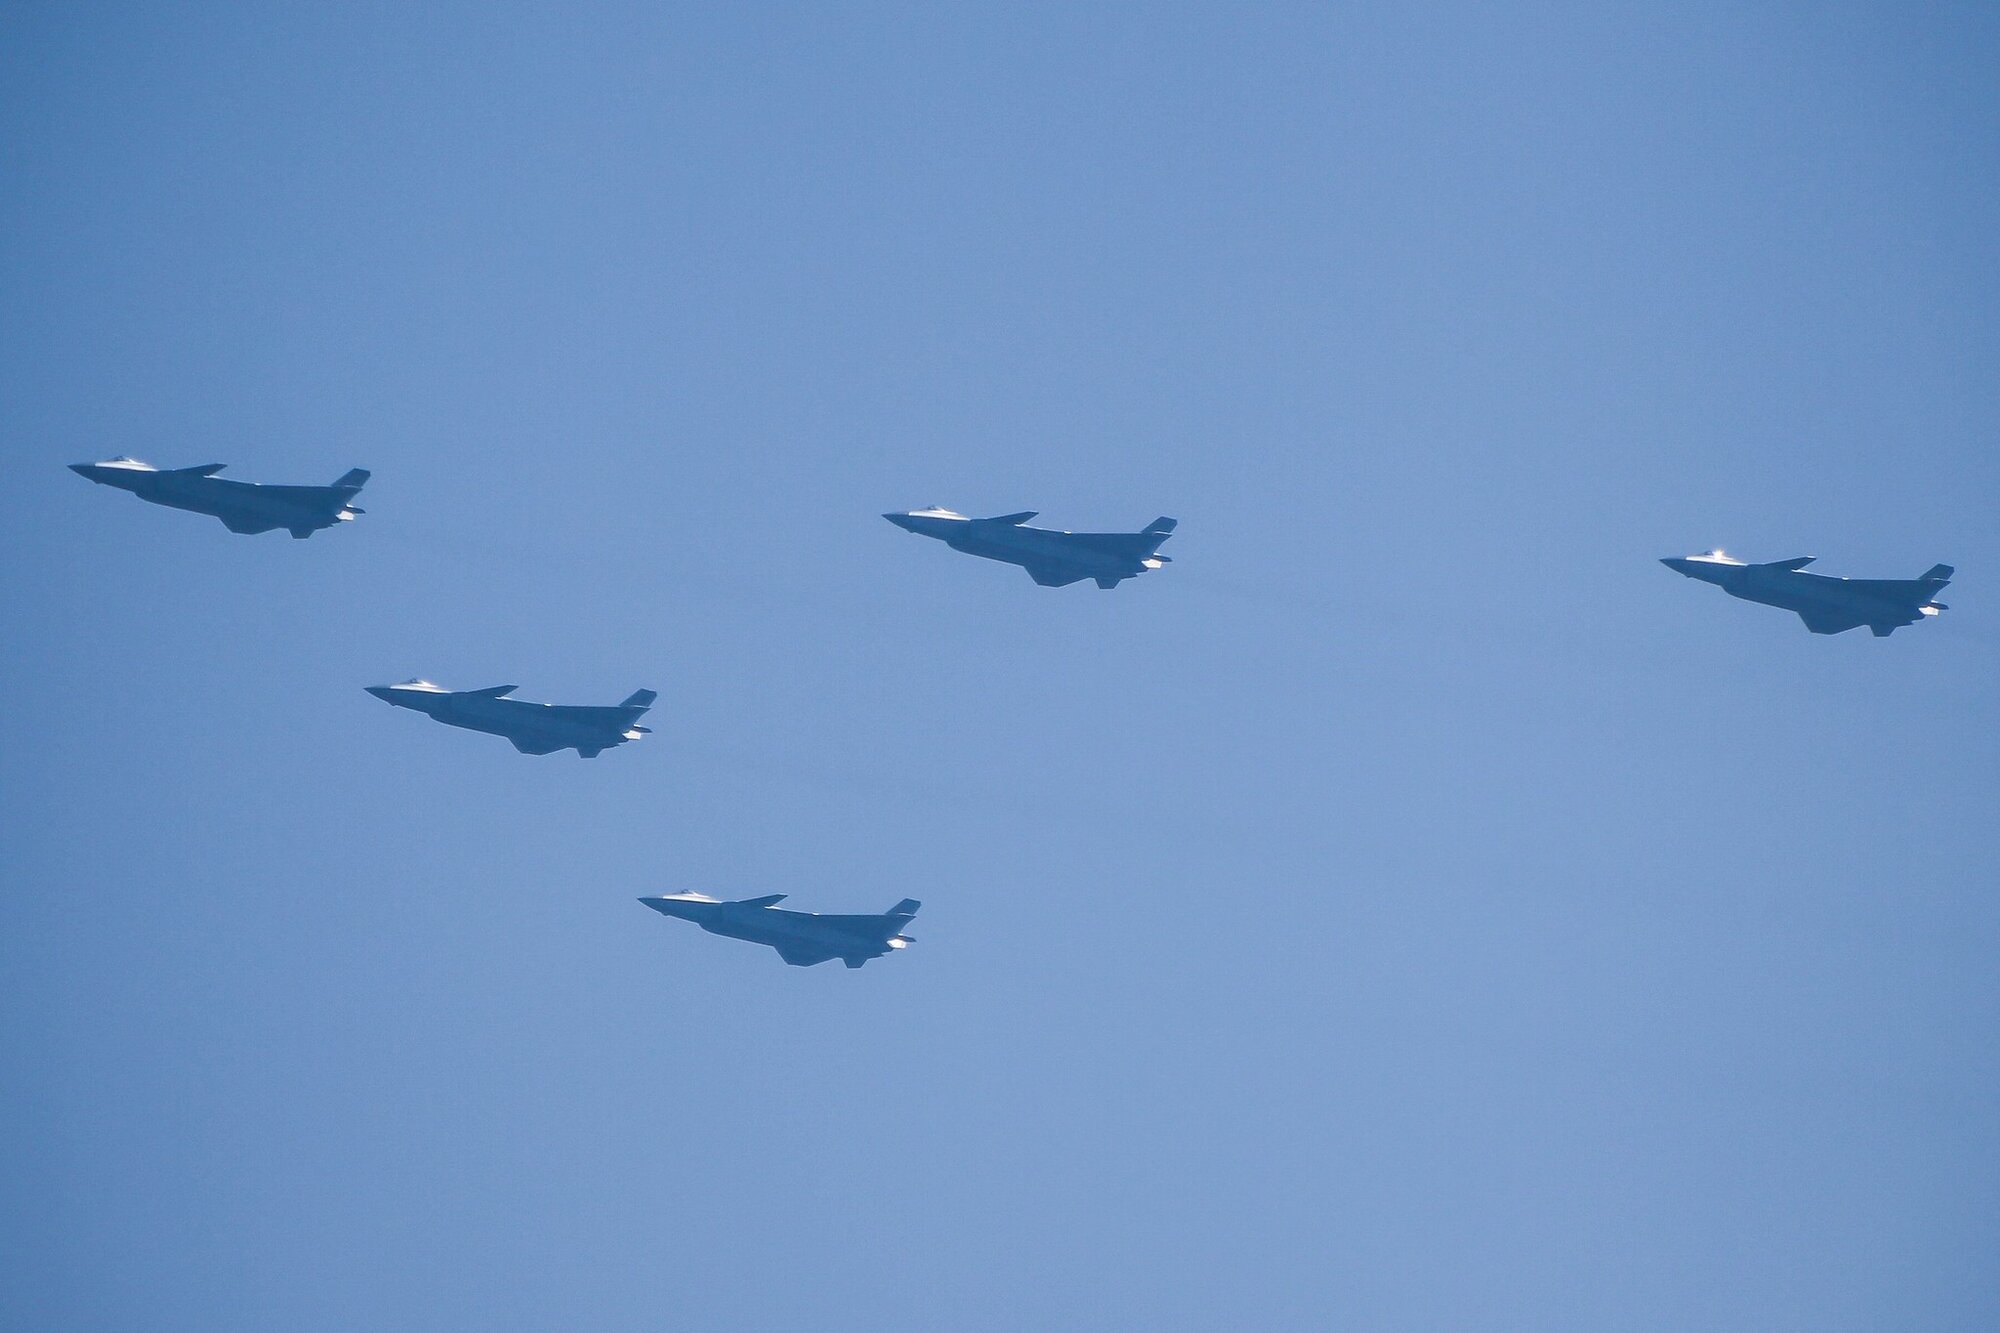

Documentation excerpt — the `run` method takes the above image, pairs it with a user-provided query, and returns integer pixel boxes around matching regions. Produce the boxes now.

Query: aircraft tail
[1144,517,1177,536]
[887,898,921,919]
[1920,563,1954,584]
[620,688,658,710]
[332,468,370,490]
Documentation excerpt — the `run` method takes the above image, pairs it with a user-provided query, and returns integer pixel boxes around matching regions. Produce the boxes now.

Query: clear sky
[3,3,1996,1329]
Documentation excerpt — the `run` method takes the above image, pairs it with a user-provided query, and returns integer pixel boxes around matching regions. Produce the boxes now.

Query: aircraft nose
[69,463,98,478]
[883,512,916,531]
[365,685,396,702]
[1660,557,1691,575]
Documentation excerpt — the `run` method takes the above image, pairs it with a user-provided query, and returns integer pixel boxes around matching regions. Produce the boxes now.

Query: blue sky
[3,3,1996,1328]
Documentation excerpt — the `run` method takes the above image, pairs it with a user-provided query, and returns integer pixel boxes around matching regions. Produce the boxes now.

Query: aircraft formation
[71,457,1957,966]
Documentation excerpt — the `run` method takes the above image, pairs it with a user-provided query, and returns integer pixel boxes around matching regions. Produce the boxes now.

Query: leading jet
[366,680,657,757]
[69,458,370,538]
[885,507,1177,588]
[1661,550,1954,636]
[639,892,920,968]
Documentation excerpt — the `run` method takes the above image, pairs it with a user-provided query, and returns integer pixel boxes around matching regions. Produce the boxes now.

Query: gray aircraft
[639,892,920,968]
[366,680,657,757]
[884,507,1177,588]
[69,457,370,538]
[1661,550,1954,636]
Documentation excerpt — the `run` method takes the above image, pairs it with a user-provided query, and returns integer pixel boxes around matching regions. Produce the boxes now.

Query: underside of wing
[1838,579,1923,599]
[775,945,835,967]
[1797,607,1866,635]
[219,513,279,534]
[509,737,566,755]
[257,484,339,506]
[1025,564,1088,587]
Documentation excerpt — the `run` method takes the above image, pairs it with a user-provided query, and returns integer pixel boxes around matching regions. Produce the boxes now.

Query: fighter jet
[69,457,369,538]
[366,680,657,757]
[1661,550,1954,636]
[884,507,1177,588]
[639,892,920,968]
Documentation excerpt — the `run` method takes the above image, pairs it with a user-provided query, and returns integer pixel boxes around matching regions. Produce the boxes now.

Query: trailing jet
[366,680,657,757]
[639,892,920,968]
[884,507,1177,588]
[69,457,369,538]
[1661,550,1954,636]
